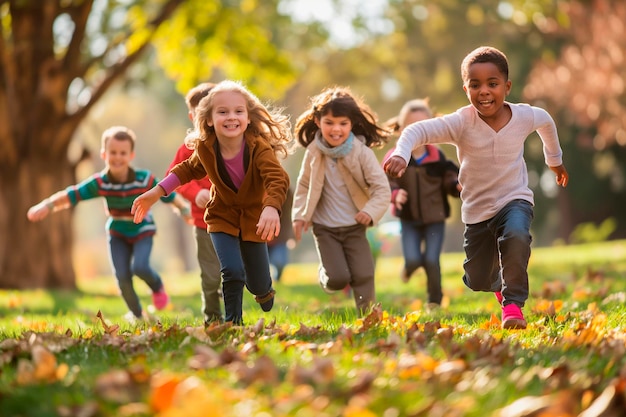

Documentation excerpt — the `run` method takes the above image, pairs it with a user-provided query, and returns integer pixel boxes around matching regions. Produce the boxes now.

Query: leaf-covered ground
[1,241,625,417]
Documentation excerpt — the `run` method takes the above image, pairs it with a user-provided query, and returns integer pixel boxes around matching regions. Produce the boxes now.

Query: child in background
[167,82,223,325]
[27,126,192,321]
[384,46,569,329]
[132,80,291,325]
[292,86,391,315]
[384,98,460,308]
[267,187,295,282]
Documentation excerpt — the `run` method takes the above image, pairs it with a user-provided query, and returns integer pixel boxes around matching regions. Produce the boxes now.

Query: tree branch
[62,0,94,75]
[71,0,184,122]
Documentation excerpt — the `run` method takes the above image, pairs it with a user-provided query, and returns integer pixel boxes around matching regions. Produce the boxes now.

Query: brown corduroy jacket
[171,134,289,242]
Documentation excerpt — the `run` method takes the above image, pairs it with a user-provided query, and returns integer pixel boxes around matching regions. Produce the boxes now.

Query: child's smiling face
[209,90,250,140]
[101,137,134,180]
[463,61,512,121]
[316,112,353,148]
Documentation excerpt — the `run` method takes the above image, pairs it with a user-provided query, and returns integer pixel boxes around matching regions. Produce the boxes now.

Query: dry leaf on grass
[96,310,120,336]
[16,345,68,386]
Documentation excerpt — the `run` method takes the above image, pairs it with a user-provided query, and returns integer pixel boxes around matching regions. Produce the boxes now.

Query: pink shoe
[494,291,503,305]
[152,287,169,310]
[502,304,527,329]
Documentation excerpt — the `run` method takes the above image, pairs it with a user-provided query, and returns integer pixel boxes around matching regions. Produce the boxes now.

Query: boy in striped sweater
[28,126,192,321]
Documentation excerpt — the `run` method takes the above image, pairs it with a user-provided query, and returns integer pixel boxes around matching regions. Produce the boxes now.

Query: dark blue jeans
[108,234,163,317]
[268,242,289,281]
[400,220,445,304]
[210,232,273,324]
[462,199,534,307]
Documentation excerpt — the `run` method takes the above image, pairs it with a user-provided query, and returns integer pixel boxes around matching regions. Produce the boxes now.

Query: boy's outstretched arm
[27,191,71,222]
[132,186,165,223]
[550,164,569,187]
[383,155,408,178]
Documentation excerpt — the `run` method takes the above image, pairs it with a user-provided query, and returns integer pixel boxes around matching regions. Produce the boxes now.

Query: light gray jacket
[292,135,391,226]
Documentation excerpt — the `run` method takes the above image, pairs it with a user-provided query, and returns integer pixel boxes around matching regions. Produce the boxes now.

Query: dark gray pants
[462,200,534,307]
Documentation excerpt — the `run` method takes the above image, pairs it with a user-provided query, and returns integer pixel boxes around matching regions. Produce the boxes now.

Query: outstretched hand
[550,165,569,188]
[383,155,408,178]
[27,202,51,222]
[131,187,164,223]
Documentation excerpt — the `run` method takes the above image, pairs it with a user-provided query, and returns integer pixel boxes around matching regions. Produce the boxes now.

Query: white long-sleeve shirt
[390,102,563,224]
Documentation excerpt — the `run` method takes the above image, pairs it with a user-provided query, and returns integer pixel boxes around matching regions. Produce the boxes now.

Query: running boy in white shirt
[384,46,569,329]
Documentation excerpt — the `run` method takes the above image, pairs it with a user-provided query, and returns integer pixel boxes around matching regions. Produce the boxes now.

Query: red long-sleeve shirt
[167,144,212,229]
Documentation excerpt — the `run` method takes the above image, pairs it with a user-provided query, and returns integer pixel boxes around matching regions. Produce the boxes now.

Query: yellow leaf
[344,404,378,417]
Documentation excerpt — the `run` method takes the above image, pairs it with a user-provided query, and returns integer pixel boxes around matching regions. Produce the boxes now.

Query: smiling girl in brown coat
[132,80,291,325]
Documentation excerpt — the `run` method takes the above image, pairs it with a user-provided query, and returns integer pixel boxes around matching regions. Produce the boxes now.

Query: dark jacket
[385,144,460,224]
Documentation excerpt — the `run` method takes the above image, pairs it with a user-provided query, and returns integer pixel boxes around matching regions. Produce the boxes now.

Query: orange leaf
[150,373,182,412]
[32,345,58,381]
[479,313,501,329]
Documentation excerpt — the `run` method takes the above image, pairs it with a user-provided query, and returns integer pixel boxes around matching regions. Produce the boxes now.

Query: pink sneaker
[502,304,527,329]
[494,291,503,305]
[152,287,169,310]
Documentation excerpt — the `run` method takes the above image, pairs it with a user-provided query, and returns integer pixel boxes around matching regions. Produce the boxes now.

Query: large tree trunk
[0,155,77,289]
[0,0,184,289]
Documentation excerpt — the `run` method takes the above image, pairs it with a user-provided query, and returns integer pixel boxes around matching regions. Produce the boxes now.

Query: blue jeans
[210,232,273,324]
[400,220,445,304]
[462,199,534,307]
[108,235,163,317]
[268,242,289,282]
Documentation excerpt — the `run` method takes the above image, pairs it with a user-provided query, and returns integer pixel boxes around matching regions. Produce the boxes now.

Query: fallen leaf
[96,310,120,336]
[150,373,182,412]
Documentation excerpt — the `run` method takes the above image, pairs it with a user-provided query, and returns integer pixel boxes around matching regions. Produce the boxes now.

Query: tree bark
[1,157,77,289]
[0,0,184,289]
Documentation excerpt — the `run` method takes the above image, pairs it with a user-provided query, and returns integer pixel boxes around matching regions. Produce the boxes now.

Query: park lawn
[0,240,625,416]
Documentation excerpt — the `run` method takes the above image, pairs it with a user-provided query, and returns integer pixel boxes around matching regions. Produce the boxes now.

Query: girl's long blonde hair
[185,80,293,158]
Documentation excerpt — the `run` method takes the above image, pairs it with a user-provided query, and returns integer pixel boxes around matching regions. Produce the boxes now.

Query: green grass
[1,240,626,416]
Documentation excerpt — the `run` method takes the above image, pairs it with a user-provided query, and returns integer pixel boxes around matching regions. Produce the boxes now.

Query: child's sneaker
[124,311,144,324]
[318,266,336,294]
[494,291,503,305]
[401,269,411,283]
[255,289,276,312]
[502,303,527,329]
[320,283,337,294]
[152,287,169,310]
